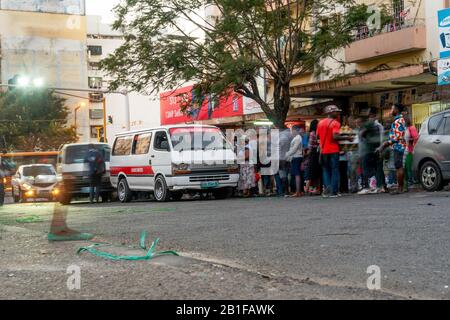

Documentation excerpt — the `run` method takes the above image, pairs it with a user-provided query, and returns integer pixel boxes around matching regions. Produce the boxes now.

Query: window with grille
[89,109,104,120]
[88,77,103,89]
[89,92,103,102]
[88,45,102,56]
[392,0,405,22]
[89,62,100,70]
[90,126,104,139]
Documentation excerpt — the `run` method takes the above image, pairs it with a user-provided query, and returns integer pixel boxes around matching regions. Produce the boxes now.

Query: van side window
[133,133,152,155]
[428,114,444,135]
[113,136,133,156]
[153,131,169,151]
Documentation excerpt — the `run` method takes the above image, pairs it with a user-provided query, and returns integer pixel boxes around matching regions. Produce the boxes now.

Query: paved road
[0,192,449,299]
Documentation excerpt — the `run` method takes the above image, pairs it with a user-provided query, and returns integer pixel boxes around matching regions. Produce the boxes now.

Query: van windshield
[23,166,55,177]
[169,127,232,151]
[64,145,111,164]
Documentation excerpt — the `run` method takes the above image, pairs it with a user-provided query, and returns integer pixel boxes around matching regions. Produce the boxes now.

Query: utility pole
[102,97,107,142]
[124,91,131,131]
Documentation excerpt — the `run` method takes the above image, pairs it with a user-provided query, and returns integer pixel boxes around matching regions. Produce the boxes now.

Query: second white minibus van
[110,125,239,202]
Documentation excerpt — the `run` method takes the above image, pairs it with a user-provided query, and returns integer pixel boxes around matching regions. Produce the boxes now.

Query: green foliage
[101,0,371,128]
[0,89,77,151]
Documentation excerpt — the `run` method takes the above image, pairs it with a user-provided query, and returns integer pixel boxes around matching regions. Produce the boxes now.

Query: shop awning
[290,64,437,98]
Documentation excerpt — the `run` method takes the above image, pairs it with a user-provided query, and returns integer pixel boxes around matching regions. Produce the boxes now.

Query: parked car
[11,164,58,202]
[56,143,114,205]
[413,110,450,191]
[110,125,239,202]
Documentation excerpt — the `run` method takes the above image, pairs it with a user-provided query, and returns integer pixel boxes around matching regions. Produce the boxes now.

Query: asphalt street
[0,191,449,299]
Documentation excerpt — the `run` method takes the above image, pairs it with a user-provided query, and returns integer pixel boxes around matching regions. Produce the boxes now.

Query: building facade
[87,15,161,143]
[289,0,449,129]
[0,0,91,142]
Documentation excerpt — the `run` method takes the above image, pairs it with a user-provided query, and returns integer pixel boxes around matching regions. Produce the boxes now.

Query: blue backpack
[87,149,105,176]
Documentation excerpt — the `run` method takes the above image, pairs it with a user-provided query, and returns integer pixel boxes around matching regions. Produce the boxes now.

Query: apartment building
[289,0,447,128]
[0,0,91,141]
[87,15,161,143]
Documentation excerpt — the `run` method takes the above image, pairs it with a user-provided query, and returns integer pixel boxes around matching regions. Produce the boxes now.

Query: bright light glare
[33,78,44,87]
[17,76,30,87]
[253,121,274,126]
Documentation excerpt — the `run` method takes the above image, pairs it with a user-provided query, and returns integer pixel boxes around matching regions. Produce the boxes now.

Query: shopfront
[289,64,441,128]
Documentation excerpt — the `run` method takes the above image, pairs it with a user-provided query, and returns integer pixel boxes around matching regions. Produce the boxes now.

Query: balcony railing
[353,18,425,42]
[345,18,426,63]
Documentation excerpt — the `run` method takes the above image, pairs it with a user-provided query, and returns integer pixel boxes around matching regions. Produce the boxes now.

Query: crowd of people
[237,103,419,198]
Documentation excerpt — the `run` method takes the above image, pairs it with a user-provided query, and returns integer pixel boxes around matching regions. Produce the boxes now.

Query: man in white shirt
[285,126,304,197]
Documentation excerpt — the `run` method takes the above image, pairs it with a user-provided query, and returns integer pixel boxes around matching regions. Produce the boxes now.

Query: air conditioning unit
[89,92,103,102]
[89,109,104,120]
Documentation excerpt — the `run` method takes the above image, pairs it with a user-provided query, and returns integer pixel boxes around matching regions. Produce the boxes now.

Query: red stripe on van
[110,166,154,176]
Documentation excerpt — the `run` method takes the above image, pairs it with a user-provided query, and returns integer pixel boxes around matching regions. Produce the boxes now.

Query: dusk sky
[86,0,120,23]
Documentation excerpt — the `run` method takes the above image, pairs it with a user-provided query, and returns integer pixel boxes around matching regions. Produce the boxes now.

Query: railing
[353,18,425,42]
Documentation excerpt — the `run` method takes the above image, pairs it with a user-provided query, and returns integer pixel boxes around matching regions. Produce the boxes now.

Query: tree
[0,89,77,151]
[102,0,374,128]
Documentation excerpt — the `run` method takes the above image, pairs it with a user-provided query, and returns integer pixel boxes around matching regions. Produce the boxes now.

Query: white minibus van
[110,125,239,202]
[56,143,114,205]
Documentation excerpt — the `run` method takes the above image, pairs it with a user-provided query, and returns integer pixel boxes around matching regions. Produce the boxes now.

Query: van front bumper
[58,176,114,196]
[167,173,239,191]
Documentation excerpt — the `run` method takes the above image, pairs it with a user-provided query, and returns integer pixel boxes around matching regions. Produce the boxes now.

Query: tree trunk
[270,80,290,129]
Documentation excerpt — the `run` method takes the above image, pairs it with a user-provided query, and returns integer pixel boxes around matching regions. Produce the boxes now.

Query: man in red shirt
[317,105,352,197]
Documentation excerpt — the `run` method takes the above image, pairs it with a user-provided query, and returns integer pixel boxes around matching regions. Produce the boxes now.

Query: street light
[15,75,44,88]
[32,78,44,87]
[17,76,30,87]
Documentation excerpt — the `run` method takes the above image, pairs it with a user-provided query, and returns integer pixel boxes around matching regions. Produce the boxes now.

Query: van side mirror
[160,141,170,151]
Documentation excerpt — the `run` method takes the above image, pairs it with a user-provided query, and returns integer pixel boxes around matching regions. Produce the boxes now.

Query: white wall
[87,15,162,143]
[425,0,444,61]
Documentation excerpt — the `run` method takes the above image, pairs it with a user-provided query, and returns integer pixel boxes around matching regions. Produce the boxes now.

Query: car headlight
[172,163,191,175]
[22,183,33,190]
[227,164,239,173]
[25,190,35,197]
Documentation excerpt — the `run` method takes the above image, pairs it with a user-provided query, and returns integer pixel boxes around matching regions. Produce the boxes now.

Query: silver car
[11,164,58,202]
[413,110,450,191]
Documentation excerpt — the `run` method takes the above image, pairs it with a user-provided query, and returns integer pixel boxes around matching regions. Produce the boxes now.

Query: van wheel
[213,187,232,200]
[154,175,171,202]
[420,161,444,192]
[118,178,132,203]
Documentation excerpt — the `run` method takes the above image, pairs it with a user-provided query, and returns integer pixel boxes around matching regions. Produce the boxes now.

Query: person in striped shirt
[376,104,406,194]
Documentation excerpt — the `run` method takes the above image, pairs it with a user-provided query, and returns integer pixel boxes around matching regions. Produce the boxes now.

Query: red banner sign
[160,85,243,125]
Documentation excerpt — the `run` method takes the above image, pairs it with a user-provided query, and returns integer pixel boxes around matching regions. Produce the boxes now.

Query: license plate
[201,181,219,189]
